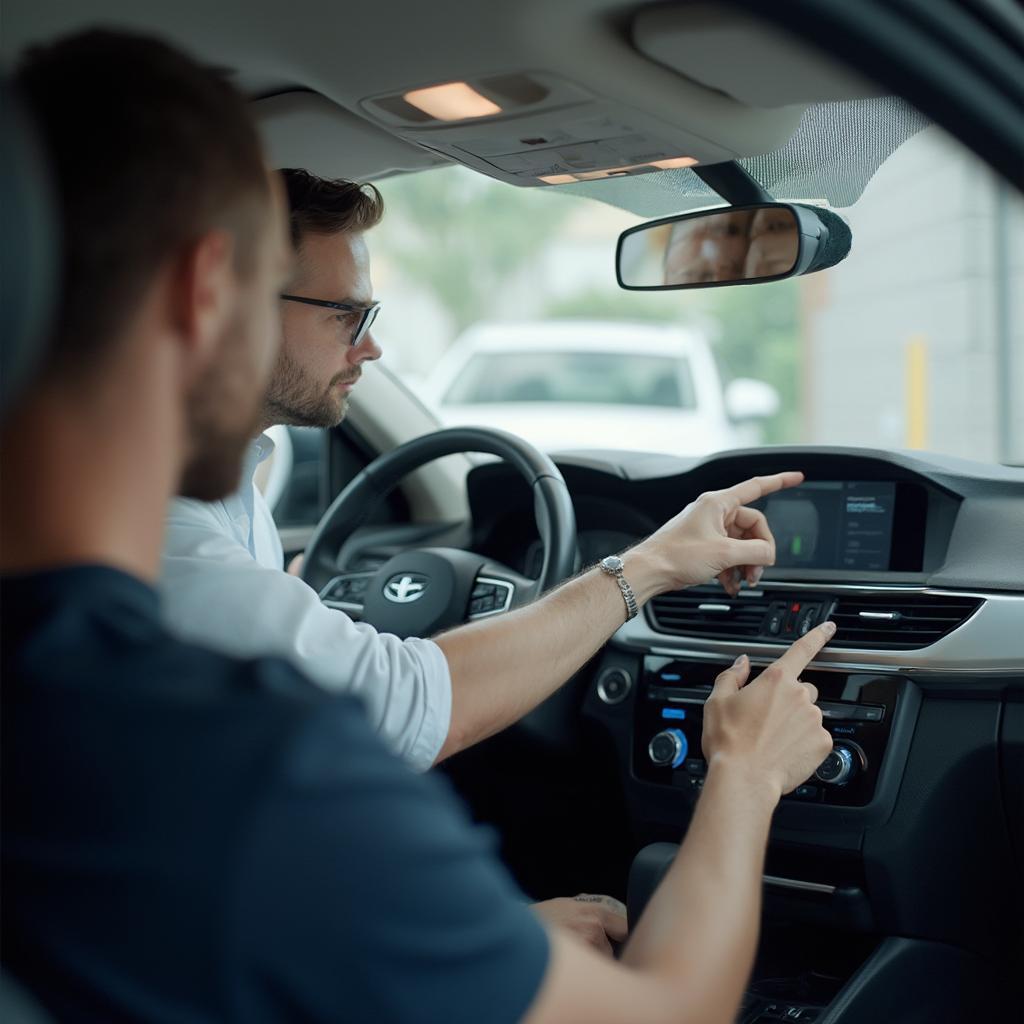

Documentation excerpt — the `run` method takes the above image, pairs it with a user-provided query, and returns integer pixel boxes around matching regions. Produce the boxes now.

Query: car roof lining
[1,0,921,195]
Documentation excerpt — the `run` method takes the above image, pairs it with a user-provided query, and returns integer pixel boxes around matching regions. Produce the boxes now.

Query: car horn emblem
[383,573,428,604]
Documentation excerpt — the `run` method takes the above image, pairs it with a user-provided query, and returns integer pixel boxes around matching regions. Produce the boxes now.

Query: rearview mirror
[616,202,848,290]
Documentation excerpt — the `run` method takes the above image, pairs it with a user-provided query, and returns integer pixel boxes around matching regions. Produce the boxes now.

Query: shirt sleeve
[227,698,549,1024]
[160,501,451,772]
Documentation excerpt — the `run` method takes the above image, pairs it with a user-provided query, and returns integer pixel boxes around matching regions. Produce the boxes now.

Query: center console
[633,657,899,808]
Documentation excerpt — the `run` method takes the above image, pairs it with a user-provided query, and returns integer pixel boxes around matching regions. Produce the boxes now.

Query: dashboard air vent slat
[648,586,770,640]
[829,593,982,650]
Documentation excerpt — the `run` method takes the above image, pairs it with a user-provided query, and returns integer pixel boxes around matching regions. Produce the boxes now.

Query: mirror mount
[692,160,775,206]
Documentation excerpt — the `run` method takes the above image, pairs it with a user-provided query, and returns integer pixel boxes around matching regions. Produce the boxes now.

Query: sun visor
[255,91,445,181]
[559,98,931,214]
[633,3,885,108]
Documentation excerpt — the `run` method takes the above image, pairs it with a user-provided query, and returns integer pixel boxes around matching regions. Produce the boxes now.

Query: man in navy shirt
[1,28,835,1024]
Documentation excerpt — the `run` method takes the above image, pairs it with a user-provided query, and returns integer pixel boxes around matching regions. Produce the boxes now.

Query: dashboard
[464,445,1024,977]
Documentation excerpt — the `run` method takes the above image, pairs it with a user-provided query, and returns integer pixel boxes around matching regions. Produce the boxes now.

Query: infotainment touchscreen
[756,481,897,571]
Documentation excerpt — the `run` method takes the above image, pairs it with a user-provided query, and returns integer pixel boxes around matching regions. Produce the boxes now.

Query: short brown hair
[16,30,269,379]
[280,169,384,248]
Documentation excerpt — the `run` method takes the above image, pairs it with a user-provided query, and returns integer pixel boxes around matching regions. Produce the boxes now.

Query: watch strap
[601,556,639,621]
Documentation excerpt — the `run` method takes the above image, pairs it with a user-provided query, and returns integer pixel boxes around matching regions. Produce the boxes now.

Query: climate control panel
[633,657,898,807]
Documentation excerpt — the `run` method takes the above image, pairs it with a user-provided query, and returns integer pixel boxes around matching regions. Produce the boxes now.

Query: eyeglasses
[281,294,381,348]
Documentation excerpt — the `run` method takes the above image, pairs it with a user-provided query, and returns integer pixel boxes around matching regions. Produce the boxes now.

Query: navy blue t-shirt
[1,566,548,1022]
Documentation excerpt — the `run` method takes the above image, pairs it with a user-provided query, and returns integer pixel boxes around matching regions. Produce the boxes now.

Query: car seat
[1,74,59,418]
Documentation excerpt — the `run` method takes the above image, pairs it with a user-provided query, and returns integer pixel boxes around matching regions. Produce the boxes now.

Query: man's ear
[170,229,238,375]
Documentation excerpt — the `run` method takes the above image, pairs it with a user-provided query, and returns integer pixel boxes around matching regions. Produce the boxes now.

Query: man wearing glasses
[161,168,632,951]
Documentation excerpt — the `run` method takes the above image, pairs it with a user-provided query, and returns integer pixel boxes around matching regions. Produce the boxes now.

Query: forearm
[434,547,667,761]
[621,758,778,1023]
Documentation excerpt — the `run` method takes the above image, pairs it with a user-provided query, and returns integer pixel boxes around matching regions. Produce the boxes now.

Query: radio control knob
[815,744,859,786]
[649,728,687,769]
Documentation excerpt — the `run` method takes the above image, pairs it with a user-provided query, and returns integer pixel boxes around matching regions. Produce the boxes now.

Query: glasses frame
[281,294,381,347]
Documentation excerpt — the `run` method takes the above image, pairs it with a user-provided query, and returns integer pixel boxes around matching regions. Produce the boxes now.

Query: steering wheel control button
[815,744,858,786]
[468,577,514,619]
[596,668,632,705]
[319,572,376,609]
[648,727,688,769]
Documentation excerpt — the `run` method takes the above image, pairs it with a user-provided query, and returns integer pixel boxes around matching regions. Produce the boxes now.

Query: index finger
[718,471,804,509]
[771,620,836,678]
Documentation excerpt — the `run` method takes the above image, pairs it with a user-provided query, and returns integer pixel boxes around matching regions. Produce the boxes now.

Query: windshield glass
[371,124,1023,465]
[442,351,695,408]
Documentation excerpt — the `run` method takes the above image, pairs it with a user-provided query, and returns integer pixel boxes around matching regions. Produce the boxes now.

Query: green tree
[375,166,577,332]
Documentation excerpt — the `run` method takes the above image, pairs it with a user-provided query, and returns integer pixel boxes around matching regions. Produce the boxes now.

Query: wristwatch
[600,555,639,622]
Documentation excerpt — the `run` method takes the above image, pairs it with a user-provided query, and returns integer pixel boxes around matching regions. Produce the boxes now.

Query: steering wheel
[302,427,577,638]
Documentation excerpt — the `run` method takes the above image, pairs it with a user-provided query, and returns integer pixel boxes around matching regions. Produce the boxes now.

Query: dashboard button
[815,744,859,786]
[765,602,787,636]
[853,705,884,722]
[792,784,821,800]
[596,668,632,706]
[684,758,706,776]
[796,604,821,636]
[649,728,687,768]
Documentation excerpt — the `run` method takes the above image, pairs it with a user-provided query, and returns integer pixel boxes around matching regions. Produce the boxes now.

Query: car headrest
[0,74,59,418]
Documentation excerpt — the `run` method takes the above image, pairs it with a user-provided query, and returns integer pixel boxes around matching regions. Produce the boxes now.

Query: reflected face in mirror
[744,207,800,279]
[663,210,754,285]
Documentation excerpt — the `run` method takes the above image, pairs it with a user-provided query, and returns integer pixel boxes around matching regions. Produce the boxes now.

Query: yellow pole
[905,336,928,450]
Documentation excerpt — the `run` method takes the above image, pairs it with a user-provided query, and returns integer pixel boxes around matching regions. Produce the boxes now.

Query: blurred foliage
[377,167,577,332]
[702,278,802,445]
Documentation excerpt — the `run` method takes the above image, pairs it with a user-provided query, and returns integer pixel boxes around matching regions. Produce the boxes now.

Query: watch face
[602,555,623,571]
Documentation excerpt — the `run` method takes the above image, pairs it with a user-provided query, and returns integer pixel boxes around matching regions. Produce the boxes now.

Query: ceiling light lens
[651,156,700,170]
[403,82,502,122]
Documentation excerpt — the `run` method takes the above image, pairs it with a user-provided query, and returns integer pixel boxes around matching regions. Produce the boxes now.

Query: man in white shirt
[160,169,803,951]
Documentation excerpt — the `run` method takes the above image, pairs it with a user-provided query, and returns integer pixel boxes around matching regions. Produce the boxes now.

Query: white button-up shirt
[160,435,452,772]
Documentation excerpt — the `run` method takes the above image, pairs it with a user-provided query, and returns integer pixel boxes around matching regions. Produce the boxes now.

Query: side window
[266,426,327,528]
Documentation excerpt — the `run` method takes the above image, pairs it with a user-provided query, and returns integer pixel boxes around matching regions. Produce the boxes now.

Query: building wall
[802,126,1024,464]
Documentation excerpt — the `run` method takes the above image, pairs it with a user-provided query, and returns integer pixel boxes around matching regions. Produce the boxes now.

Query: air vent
[648,585,771,640]
[829,592,983,650]
[647,587,984,651]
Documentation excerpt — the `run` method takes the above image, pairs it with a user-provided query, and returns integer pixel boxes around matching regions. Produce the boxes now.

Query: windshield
[371,124,1023,464]
[442,351,696,409]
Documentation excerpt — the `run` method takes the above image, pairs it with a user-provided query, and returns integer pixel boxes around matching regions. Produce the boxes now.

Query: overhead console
[358,69,765,187]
